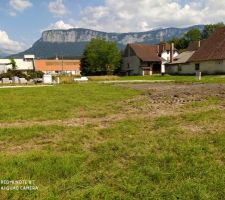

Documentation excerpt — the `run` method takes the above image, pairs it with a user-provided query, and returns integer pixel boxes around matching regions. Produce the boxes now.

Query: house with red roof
[165,40,205,74]
[122,43,178,76]
[34,59,81,75]
[166,28,225,75]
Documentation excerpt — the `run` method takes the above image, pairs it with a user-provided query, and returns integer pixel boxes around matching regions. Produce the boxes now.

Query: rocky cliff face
[12,25,204,58]
[42,29,111,43]
[41,25,204,45]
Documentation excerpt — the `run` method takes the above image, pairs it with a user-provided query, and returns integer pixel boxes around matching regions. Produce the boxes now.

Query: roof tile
[128,43,161,62]
[189,28,225,62]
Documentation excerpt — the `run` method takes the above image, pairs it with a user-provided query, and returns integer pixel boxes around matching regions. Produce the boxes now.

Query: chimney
[170,43,174,63]
[198,40,201,48]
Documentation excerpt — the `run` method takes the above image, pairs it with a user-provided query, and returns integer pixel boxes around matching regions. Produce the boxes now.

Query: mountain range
[11,25,204,59]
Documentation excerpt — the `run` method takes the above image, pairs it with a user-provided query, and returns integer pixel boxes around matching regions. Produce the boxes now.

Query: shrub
[0,69,27,80]
[27,71,44,79]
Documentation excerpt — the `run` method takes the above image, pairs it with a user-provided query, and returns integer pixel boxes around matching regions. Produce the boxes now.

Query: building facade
[0,59,11,73]
[166,28,225,75]
[122,43,178,76]
[34,60,81,75]
[0,55,35,74]
[165,51,196,75]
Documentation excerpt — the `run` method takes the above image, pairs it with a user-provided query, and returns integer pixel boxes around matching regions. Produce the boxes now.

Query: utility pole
[61,55,64,74]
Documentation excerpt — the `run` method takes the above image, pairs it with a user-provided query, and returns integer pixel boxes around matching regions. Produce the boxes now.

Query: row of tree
[81,23,225,75]
[169,23,224,51]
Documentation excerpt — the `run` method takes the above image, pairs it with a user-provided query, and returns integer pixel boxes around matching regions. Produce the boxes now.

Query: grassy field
[0,84,138,122]
[0,81,225,200]
[119,75,225,83]
[85,75,225,84]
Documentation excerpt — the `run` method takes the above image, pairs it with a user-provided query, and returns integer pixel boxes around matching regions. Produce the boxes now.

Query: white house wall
[166,60,225,75]
[14,59,34,71]
[197,60,225,74]
[0,59,10,64]
[0,65,7,73]
[161,51,178,73]
[161,51,179,62]
[0,59,12,73]
[0,59,34,72]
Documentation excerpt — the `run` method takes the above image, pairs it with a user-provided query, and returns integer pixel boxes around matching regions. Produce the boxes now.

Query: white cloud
[74,0,225,32]
[9,0,32,15]
[47,20,75,30]
[0,30,24,54]
[48,0,69,16]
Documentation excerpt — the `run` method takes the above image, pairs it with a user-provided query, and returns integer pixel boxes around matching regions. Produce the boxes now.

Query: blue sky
[0,0,224,54]
[0,0,104,54]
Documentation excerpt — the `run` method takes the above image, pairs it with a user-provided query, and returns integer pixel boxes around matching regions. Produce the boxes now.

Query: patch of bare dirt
[118,83,225,105]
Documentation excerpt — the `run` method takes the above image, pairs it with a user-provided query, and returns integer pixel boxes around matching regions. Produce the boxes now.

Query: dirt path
[0,85,53,89]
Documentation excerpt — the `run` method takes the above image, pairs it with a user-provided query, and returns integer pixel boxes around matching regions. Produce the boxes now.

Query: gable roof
[158,43,174,53]
[189,28,225,62]
[186,40,207,51]
[168,51,195,65]
[128,43,162,62]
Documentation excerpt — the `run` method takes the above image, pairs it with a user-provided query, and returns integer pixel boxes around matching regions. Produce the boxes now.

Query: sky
[0,0,225,55]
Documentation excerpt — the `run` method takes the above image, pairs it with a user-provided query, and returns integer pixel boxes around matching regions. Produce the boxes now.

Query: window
[195,63,200,71]
[216,60,223,65]
[178,65,182,72]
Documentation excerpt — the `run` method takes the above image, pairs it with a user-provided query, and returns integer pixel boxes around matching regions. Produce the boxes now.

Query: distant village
[0,56,81,76]
[1,26,225,83]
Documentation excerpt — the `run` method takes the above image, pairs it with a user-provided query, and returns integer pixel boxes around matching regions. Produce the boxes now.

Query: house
[166,28,225,75]
[189,27,225,74]
[165,41,206,74]
[0,59,11,73]
[14,58,34,72]
[122,43,178,76]
[34,59,81,75]
[165,51,195,74]
[0,55,35,74]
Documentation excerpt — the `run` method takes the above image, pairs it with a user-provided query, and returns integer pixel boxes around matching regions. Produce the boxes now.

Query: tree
[201,23,225,39]
[169,29,202,51]
[80,49,89,75]
[168,37,189,52]
[80,38,121,75]
[9,58,17,70]
[168,23,225,51]
[184,29,201,42]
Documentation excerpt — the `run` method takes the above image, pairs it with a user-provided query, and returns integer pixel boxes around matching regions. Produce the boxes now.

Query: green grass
[0,83,139,122]
[0,115,225,199]
[58,74,225,84]
[118,75,225,83]
[0,82,225,199]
